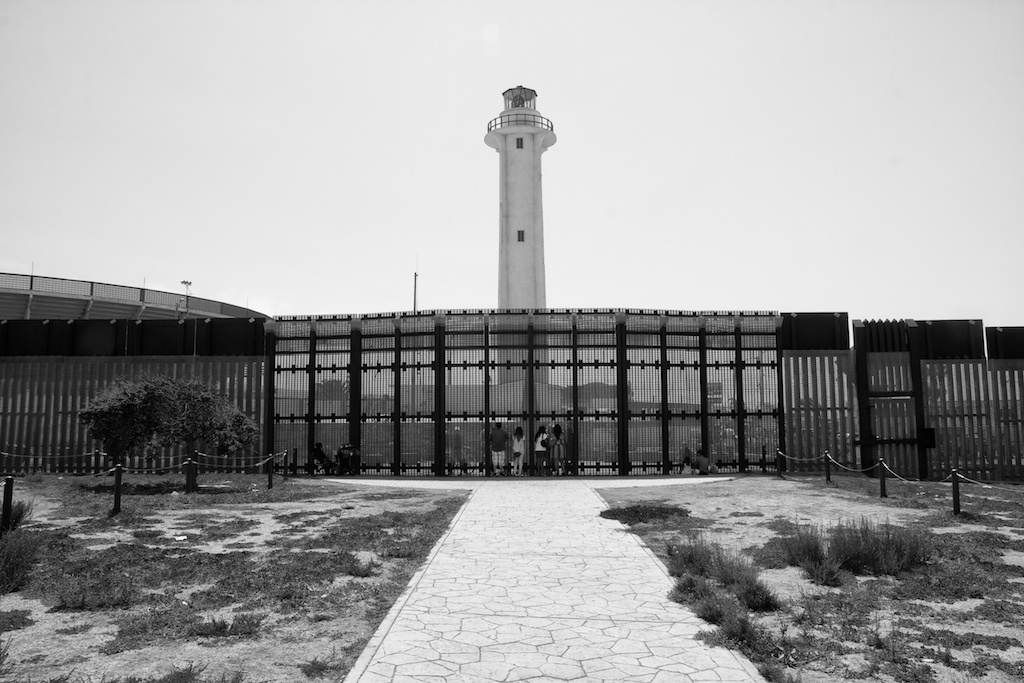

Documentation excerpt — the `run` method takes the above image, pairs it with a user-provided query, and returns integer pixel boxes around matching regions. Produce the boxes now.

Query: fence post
[775,450,785,478]
[879,458,888,498]
[951,468,961,515]
[112,464,123,515]
[93,449,101,475]
[184,458,196,493]
[266,455,273,490]
[824,450,832,484]
[1,476,13,533]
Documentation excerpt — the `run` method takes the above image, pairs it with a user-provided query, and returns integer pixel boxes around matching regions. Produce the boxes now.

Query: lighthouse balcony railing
[487,113,554,133]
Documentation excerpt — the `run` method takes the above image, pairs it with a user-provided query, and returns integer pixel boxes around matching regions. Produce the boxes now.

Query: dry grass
[1,473,469,682]
[601,474,1024,683]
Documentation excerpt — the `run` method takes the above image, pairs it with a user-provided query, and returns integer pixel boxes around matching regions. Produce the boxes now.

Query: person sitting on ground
[311,442,334,475]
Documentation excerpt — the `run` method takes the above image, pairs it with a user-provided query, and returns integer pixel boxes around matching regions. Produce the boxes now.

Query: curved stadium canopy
[0,272,267,321]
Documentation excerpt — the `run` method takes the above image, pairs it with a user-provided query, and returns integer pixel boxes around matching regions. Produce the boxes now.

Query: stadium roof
[0,272,267,321]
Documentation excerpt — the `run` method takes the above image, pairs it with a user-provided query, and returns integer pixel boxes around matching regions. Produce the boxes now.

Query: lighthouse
[485,86,557,310]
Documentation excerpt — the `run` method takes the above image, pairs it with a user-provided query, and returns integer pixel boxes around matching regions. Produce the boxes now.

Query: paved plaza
[343,478,764,682]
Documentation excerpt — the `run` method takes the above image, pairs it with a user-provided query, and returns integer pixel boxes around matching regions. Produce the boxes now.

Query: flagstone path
[343,478,764,682]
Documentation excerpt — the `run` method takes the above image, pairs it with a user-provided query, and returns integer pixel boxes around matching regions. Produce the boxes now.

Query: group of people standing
[489,422,568,476]
[449,422,568,476]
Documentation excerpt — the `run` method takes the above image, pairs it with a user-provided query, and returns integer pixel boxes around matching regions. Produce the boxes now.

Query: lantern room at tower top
[487,85,554,132]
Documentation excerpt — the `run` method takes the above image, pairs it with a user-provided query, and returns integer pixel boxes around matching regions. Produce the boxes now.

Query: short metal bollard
[824,449,832,484]
[184,458,198,493]
[879,458,888,498]
[266,456,273,490]
[951,468,961,515]
[112,464,124,515]
[1,476,14,533]
[775,450,785,478]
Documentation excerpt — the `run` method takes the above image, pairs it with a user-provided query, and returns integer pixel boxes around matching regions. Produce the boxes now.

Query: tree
[80,376,259,460]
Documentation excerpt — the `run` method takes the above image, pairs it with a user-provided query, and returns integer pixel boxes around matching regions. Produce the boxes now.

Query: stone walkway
[343,479,764,682]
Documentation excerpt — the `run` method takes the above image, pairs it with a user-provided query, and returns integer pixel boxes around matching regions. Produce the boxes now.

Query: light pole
[180,280,192,318]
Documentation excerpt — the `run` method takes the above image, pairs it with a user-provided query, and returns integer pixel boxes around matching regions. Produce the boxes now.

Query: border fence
[1,312,1023,481]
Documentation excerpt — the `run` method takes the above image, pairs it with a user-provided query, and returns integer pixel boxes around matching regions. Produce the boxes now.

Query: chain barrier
[879,461,919,484]
[4,449,283,476]
[106,463,183,476]
[1,450,106,460]
[825,454,880,474]
[775,450,827,463]
[953,472,1023,495]
[104,454,279,477]
[779,450,1021,515]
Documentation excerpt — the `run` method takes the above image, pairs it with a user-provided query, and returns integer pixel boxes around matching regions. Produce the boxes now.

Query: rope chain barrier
[4,449,285,475]
[879,461,918,484]
[953,472,1023,495]
[775,449,827,463]
[824,453,880,474]
[104,453,280,477]
[1,450,106,460]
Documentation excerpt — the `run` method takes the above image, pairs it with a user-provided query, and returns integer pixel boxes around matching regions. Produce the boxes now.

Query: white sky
[1,0,1022,327]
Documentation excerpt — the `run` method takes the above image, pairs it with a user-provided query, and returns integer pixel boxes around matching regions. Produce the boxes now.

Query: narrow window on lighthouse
[516,137,523,149]
[517,230,525,242]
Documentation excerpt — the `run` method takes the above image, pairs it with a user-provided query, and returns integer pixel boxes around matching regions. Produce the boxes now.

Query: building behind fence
[1,311,1023,480]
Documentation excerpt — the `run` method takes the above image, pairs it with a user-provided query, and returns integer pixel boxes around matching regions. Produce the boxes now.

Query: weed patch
[0,609,33,631]
[600,504,690,525]
[298,650,345,679]
[0,529,42,593]
[102,601,202,653]
[106,662,254,682]
[667,536,781,613]
[194,612,266,638]
[761,518,931,585]
[52,571,136,610]
[2,500,34,531]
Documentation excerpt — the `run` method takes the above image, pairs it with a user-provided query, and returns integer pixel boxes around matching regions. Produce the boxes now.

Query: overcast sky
[1,0,1021,328]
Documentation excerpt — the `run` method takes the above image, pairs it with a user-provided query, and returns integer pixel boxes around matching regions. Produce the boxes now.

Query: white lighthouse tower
[485,86,556,310]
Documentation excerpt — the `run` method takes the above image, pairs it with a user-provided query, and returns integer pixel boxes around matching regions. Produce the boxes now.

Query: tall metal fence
[270,310,784,476]
[0,356,266,474]
[0,317,269,475]
[1,313,1022,480]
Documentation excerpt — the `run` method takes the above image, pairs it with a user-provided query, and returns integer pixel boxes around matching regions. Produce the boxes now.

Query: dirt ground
[596,475,1024,683]
[3,475,1023,682]
[2,478,466,682]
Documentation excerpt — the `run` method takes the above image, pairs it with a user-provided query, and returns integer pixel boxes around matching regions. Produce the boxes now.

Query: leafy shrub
[0,530,41,594]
